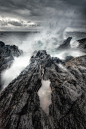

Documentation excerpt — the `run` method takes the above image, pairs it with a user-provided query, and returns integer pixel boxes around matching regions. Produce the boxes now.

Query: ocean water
[0,31,85,89]
[0,31,86,51]
[0,31,38,46]
[65,31,86,40]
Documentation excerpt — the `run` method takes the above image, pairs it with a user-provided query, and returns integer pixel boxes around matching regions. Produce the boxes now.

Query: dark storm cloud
[0,0,81,17]
[0,0,86,15]
[0,0,86,31]
[64,0,86,6]
[64,0,86,15]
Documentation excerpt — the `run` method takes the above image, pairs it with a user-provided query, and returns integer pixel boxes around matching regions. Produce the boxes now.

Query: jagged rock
[78,38,86,53]
[65,56,74,62]
[57,37,72,51]
[0,41,23,60]
[0,50,86,129]
[66,55,86,68]
[0,41,23,90]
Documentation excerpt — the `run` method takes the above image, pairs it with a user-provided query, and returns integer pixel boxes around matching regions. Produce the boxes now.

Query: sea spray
[1,54,30,88]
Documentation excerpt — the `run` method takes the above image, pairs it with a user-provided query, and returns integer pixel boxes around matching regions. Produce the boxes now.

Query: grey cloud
[64,0,86,6]
[0,20,7,26]
[0,0,86,12]
[0,0,85,18]
[0,19,25,27]
[0,18,41,30]
[0,0,86,31]
[8,21,22,26]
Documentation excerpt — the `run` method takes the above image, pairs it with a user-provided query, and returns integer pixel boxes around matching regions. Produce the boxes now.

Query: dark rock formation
[78,38,86,52]
[0,41,23,90]
[66,55,86,68]
[0,50,86,129]
[57,37,72,51]
[65,56,74,62]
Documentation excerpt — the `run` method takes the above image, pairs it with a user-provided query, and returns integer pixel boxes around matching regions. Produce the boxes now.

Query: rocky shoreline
[0,41,23,90]
[0,38,86,129]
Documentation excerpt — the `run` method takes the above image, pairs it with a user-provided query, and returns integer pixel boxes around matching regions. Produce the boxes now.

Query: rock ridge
[0,50,86,129]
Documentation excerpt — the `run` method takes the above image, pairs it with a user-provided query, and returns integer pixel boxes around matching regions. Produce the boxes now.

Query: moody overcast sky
[0,0,86,31]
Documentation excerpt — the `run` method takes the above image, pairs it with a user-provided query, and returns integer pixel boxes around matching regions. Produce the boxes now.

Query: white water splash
[1,54,30,88]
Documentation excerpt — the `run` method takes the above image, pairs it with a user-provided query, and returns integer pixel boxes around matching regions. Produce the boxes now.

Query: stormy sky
[0,0,86,31]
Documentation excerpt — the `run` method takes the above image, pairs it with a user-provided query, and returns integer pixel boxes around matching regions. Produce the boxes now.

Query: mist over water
[1,55,30,89]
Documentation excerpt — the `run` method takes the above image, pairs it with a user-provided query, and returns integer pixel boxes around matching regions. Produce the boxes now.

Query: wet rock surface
[0,50,86,129]
[78,38,86,52]
[56,37,72,51]
[0,41,23,90]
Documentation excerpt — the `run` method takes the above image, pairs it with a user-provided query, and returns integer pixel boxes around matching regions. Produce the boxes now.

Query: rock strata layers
[0,50,86,129]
